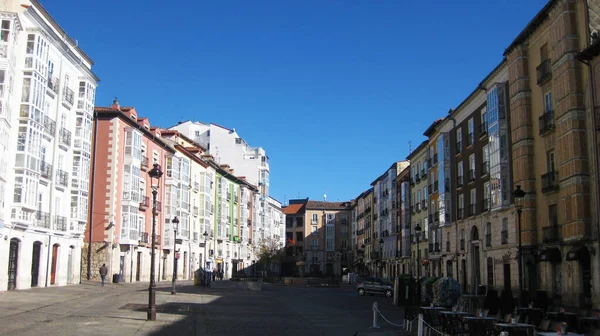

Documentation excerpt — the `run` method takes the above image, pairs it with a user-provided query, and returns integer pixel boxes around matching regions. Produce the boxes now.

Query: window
[469,154,475,180]
[470,189,476,215]
[312,213,318,224]
[487,257,494,286]
[541,43,548,60]
[486,222,492,247]
[544,91,553,113]
[458,194,464,218]
[481,107,487,127]
[468,118,474,145]
[0,20,10,44]
[549,204,558,227]
[457,161,464,184]
[456,128,462,152]
[547,150,555,172]
[502,218,508,244]
[311,226,317,235]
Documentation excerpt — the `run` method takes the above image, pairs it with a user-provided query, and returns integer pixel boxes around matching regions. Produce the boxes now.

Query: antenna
[324,189,327,202]
[409,141,413,153]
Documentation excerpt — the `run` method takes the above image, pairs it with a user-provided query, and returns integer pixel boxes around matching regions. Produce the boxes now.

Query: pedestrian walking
[99,263,108,286]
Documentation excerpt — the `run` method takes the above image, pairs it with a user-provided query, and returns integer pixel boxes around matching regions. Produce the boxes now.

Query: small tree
[255,237,284,276]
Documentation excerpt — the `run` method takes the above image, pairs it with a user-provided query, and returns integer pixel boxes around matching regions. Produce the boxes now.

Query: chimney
[111,97,120,110]
[228,168,234,174]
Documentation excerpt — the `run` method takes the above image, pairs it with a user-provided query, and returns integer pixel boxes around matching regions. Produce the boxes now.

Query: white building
[0,0,98,291]
[171,121,284,249]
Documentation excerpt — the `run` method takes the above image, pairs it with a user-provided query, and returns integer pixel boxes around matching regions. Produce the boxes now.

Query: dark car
[356,277,393,298]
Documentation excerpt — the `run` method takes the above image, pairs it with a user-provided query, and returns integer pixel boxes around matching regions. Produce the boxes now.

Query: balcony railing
[542,225,561,244]
[62,87,74,107]
[56,169,68,188]
[470,204,476,217]
[421,169,427,179]
[34,211,51,229]
[59,128,71,147]
[539,111,555,135]
[455,141,462,154]
[43,115,56,137]
[468,132,474,146]
[479,122,488,138]
[193,206,199,216]
[141,157,149,171]
[55,215,67,231]
[139,232,150,244]
[541,171,559,193]
[501,230,508,245]
[481,161,490,175]
[536,58,552,85]
[139,196,150,210]
[40,162,52,180]
[457,208,464,219]
[482,198,490,212]
[47,77,59,95]
[457,176,463,188]
[468,169,475,182]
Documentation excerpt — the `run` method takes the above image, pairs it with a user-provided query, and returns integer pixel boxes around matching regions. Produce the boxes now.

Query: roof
[174,144,208,168]
[504,0,557,56]
[423,118,445,137]
[305,200,352,211]
[283,203,305,215]
[94,107,175,154]
[30,0,95,66]
[370,161,403,186]
[406,140,429,160]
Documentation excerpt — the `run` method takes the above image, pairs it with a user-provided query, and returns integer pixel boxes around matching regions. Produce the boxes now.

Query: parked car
[356,277,393,298]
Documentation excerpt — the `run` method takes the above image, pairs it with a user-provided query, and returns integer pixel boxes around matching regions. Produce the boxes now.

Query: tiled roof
[283,203,305,215]
[306,200,352,210]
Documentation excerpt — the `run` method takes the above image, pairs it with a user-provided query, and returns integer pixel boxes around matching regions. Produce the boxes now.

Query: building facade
[407,140,430,278]
[506,0,599,307]
[0,0,98,291]
[302,200,352,278]
[395,164,411,276]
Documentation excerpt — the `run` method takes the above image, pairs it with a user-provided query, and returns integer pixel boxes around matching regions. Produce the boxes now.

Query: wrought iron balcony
[481,161,490,175]
[56,169,68,188]
[54,215,67,231]
[536,58,552,85]
[62,87,74,108]
[59,128,71,147]
[541,171,559,194]
[34,211,51,229]
[43,115,56,137]
[457,208,464,219]
[482,198,490,212]
[40,161,52,180]
[539,111,555,136]
[47,77,59,95]
[542,225,561,244]
[468,169,475,182]
[139,196,150,211]
[455,141,463,154]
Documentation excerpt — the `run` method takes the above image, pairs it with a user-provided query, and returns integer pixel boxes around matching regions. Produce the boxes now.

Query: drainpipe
[87,110,99,280]
[581,0,600,245]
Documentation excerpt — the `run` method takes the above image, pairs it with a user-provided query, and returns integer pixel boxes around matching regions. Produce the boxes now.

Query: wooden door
[50,244,58,285]
[7,239,19,290]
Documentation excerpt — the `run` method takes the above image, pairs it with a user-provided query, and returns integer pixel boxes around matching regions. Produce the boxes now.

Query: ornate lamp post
[171,216,180,295]
[147,163,163,321]
[414,223,422,278]
[513,185,526,299]
[203,231,209,269]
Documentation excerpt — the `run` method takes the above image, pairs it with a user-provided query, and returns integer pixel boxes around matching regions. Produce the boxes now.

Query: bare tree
[254,237,284,274]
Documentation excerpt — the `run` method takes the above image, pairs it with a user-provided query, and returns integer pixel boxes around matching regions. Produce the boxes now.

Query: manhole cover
[119,303,194,314]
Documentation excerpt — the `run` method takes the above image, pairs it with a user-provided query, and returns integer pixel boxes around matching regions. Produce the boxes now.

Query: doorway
[8,238,19,290]
[67,246,74,284]
[119,255,125,283]
[136,252,141,281]
[503,263,511,291]
[31,242,42,287]
[461,259,467,293]
[50,244,59,285]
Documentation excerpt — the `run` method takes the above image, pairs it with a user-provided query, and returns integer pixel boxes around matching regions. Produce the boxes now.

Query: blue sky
[44,0,547,204]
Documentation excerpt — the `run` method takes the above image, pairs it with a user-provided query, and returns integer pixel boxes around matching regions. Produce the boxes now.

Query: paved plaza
[0,280,409,336]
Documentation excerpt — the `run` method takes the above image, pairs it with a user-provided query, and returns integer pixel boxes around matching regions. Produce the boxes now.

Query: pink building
[84,99,175,283]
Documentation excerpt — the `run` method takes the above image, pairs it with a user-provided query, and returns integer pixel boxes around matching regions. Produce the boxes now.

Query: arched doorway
[50,244,59,285]
[7,238,20,290]
[471,226,481,294]
[31,241,42,287]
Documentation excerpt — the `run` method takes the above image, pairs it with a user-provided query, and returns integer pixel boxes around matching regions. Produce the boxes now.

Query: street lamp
[414,223,422,278]
[147,163,163,321]
[513,185,526,300]
[171,216,180,295]
[203,231,209,269]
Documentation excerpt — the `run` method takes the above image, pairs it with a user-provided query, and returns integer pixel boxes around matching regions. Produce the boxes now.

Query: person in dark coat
[99,264,108,286]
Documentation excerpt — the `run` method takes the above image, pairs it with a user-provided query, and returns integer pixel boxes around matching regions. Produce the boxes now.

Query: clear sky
[44,0,548,205]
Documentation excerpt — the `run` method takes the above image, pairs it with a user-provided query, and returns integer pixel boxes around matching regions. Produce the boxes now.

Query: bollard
[417,313,424,336]
[371,302,380,328]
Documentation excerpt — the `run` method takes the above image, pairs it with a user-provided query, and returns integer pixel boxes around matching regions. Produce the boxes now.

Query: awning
[566,246,589,261]
[539,248,561,263]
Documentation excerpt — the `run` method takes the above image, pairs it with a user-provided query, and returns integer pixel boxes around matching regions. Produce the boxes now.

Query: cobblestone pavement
[0,280,410,336]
